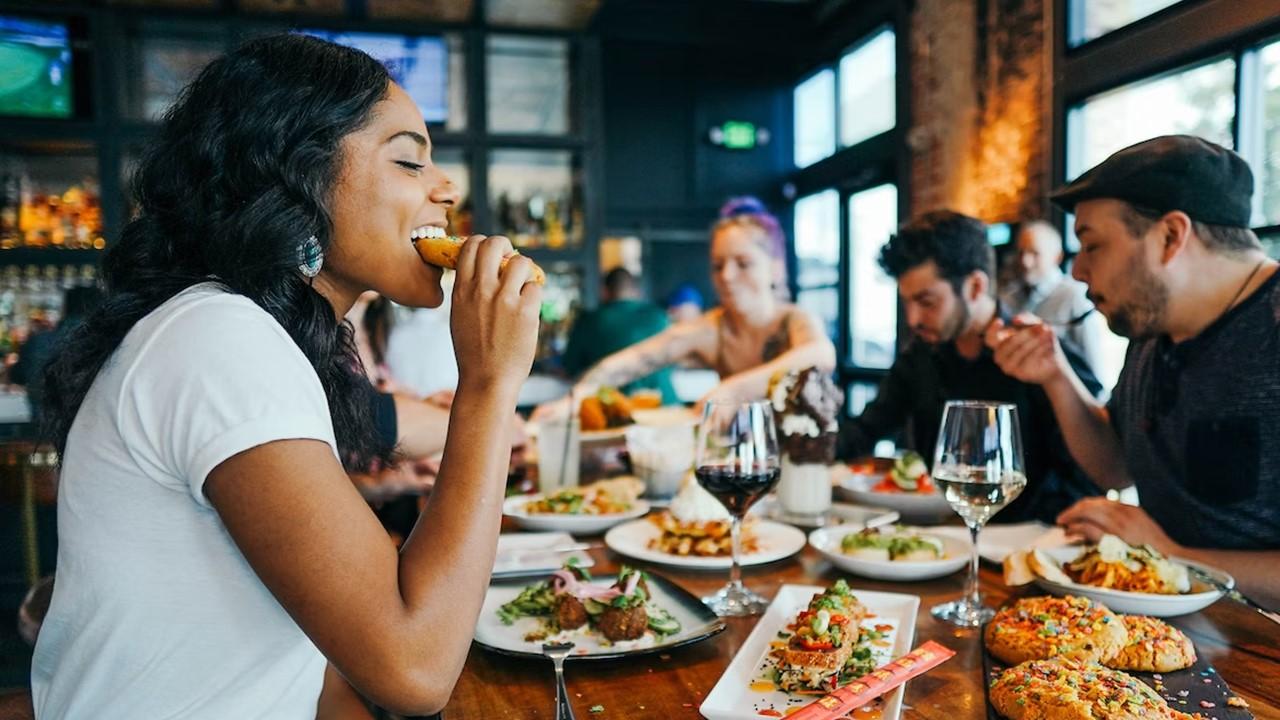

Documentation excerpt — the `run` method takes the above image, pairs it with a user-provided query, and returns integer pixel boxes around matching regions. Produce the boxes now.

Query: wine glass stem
[966,524,982,611]
[729,514,744,591]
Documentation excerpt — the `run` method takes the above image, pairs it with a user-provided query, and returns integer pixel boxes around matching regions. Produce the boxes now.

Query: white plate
[503,494,650,535]
[752,495,900,530]
[930,523,1070,564]
[474,570,726,660]
[492,532,595,579]
[832,466,955,524]
[808,527,970,581]
[701,585,919,720]
[603,519,807,569]
[1031,546,1232,617]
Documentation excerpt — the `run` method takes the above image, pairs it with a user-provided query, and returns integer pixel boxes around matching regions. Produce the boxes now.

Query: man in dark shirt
[989,135,1280,608]
[839,210,1102,524]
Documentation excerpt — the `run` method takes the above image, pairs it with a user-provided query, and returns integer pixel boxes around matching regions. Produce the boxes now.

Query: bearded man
[839,210,1102,524]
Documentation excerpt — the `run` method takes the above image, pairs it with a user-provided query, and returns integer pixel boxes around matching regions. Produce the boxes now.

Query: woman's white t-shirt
[32,284,337,719]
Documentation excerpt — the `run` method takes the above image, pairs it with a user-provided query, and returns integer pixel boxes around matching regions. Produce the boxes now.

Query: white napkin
[932,523,1071,563]
[492,532,595,578]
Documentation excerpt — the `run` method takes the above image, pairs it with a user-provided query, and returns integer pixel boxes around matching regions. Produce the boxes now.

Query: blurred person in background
[534,196,835,417]
[346,284,526,520]
[561,267,676,404]
[385,272,459,398]
[665,283,704,325]
[1000,220,1120,390]
[347,290,396,391]
[11,286,103,424]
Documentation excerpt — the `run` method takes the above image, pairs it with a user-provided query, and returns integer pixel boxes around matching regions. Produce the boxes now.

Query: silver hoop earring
[298,235,323,278]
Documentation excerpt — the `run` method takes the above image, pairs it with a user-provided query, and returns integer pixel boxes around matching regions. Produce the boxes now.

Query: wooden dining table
[445,532,1280,720]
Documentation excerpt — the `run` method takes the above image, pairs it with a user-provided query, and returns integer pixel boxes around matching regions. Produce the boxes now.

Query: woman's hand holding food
[449,235,542,396]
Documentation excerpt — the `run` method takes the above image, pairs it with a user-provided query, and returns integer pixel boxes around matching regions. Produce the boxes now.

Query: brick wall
[908,0,1051,223]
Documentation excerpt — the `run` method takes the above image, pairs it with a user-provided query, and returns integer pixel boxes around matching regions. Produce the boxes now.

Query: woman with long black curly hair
[30,34,540,719]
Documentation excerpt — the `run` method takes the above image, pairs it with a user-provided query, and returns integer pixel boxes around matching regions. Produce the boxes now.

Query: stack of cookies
[985,595,1198,720]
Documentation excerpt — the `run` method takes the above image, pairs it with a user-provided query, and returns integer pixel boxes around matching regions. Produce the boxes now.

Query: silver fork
[1187,564,1280,627]
[542,641,577,720]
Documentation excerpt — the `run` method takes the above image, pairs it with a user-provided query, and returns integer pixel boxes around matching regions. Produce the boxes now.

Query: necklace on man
[1221,257,1270,318]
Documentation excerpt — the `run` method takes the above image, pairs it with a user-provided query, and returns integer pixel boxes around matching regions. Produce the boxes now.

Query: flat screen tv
[301,30,448,124]
[0,16,73,119]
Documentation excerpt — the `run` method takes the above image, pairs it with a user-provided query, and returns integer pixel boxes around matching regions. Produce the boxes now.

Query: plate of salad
[833,452,953,523]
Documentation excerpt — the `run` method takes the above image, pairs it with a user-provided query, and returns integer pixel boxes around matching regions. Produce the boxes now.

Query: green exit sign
[720,121,757,149]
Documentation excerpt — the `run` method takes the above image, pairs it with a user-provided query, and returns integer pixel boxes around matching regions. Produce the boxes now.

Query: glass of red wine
[695,399,780,616]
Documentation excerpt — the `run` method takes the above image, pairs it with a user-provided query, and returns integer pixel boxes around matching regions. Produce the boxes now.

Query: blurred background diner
[2,0,1280,715]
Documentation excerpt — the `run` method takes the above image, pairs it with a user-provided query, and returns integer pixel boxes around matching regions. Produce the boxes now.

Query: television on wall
[300,30,448,124]
[0,16,73,119]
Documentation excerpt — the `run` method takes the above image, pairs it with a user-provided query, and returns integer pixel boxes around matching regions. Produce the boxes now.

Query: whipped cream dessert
[668,473,731,523]
[768,367,842,465]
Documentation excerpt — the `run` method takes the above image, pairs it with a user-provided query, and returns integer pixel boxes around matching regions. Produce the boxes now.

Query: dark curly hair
[42,34,394,472]
[877,210,995,295]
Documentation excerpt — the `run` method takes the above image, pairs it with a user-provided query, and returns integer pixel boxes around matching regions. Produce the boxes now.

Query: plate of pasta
[1013,535,1233,617]
[504,478,651,534]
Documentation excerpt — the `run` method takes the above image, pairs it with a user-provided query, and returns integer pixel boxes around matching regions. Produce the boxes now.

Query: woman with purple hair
[536,197,835,414]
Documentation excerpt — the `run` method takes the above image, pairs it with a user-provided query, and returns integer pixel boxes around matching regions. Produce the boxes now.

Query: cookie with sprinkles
[1106,615,1196,673]
[984,595,1127,666]
[989,658,1197,720]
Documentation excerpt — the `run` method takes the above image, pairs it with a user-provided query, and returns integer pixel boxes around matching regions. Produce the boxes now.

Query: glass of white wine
[930,400,1027,627]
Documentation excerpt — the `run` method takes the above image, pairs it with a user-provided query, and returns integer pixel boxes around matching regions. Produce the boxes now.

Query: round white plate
[831,465,954,524]
[503,494,650,535]
[808,526,970,581]
[1031,545,1232,617]
[603,518,807,569]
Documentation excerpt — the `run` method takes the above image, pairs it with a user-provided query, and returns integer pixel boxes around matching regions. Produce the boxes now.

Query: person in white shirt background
[999,220,1125,392]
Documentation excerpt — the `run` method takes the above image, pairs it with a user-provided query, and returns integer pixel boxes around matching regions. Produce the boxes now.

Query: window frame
[787,3,909,408]
[1054,0,1280,245]
[792,65,837,169]
[1065,0,1200,50]
[836,24,896,150]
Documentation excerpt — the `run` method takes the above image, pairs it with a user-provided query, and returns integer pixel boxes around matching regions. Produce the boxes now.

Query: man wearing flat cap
[988,135,1280,608]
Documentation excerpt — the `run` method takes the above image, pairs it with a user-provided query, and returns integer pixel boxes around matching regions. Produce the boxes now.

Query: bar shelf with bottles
[0,168,105,254]
[0,263,98,359]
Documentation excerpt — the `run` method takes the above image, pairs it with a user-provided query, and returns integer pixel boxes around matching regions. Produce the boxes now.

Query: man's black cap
[1050,135,1254,227]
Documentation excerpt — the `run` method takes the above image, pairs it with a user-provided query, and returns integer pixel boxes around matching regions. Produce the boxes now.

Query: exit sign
[709,121,770,150]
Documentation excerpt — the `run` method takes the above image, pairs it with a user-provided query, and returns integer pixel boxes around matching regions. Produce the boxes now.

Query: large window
[791,18,902,395]
[487,35,570,135]
[847,184,898,369]
[1066,56,1235,180]
[1255,38,1280,227]
[1068,0,1188,47]
[793,27,897,168]
[793,69,835,168]
[838,28,895,148]
[793,189,840,342]
[1065,26,1280,244]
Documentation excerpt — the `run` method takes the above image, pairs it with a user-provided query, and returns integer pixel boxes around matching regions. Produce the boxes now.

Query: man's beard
[927,301,970,345]
[1103,255,1168,340]
[916,299,972,345]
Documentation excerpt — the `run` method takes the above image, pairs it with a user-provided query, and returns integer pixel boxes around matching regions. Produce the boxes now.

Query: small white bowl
[808,526,970,581]
[502,493,651,535]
